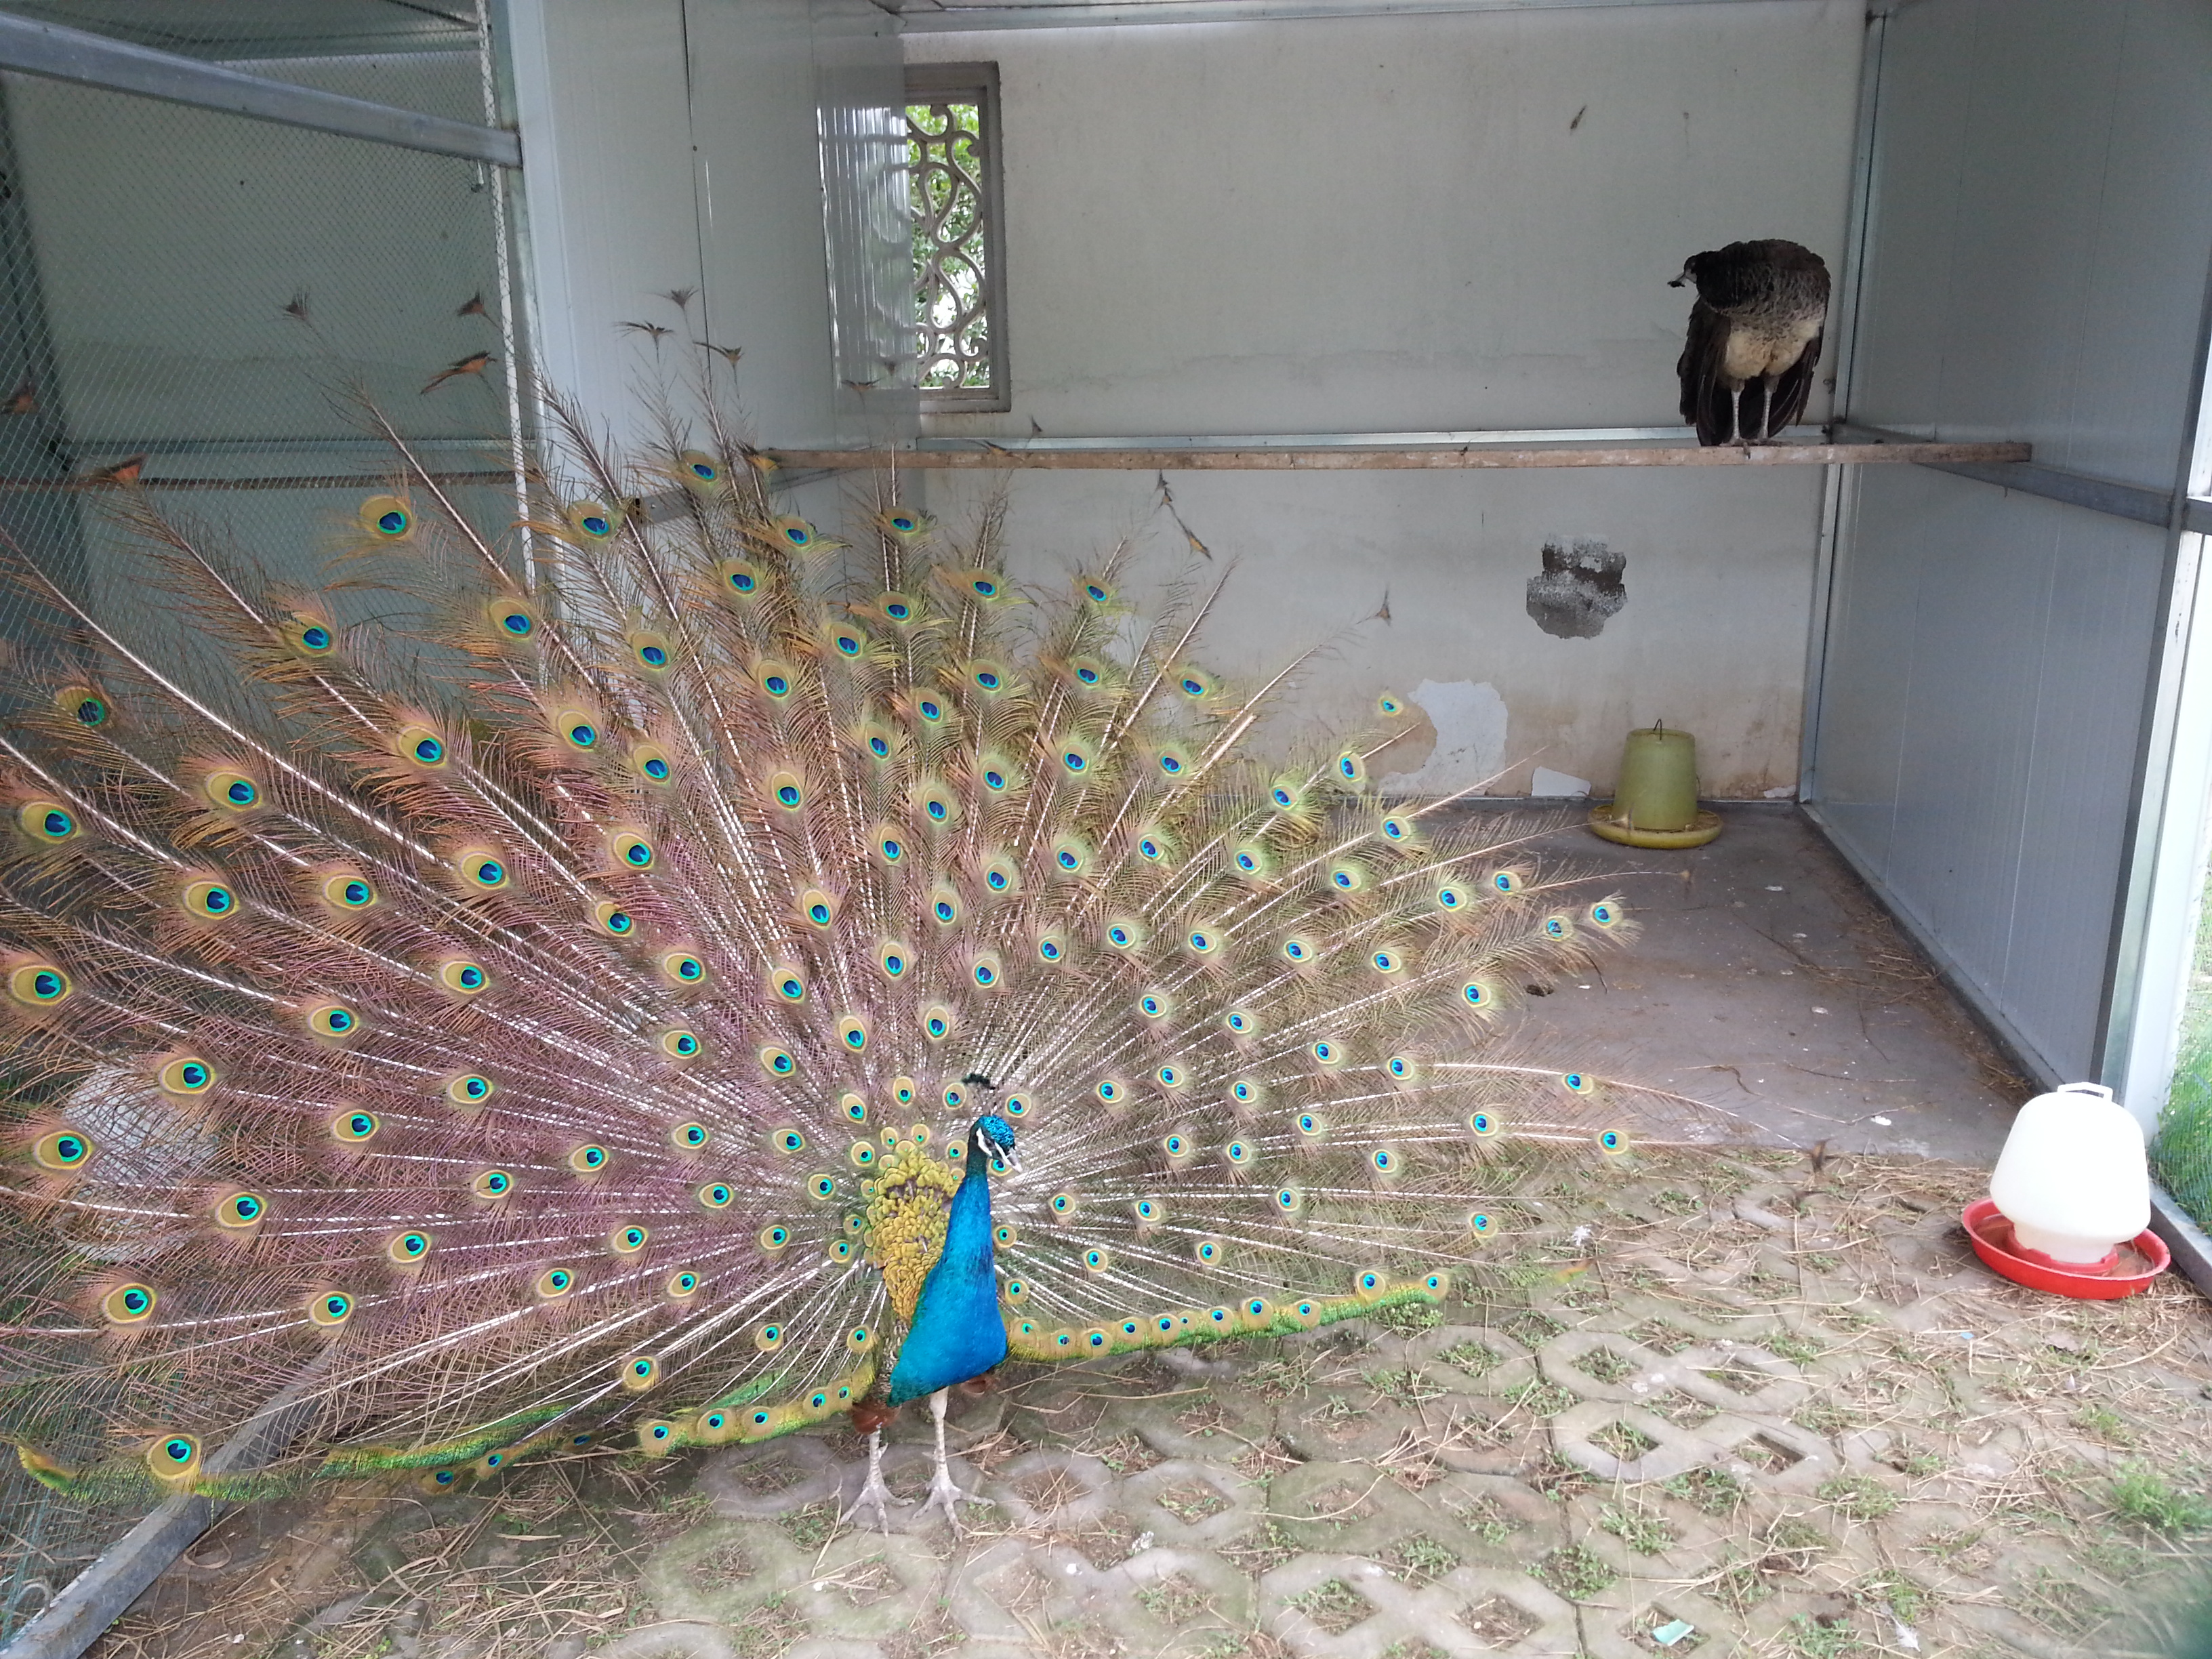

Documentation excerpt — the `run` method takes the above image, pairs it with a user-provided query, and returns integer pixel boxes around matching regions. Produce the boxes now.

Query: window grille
[906,63,1006,412]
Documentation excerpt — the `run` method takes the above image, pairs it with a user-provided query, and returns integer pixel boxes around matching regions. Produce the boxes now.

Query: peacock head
[970,1113,1017,1173]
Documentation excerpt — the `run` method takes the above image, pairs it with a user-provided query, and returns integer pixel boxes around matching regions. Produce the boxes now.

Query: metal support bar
[0,1361,330,1659]
[896,0,1798,32]
[770,436,2030,470]
[0,14,521,165]
[1837,420,2203,531]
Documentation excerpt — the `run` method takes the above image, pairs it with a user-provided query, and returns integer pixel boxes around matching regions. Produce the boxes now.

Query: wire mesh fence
[0,17,530,1634]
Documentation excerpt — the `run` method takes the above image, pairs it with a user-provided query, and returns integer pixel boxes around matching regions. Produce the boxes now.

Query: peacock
[0,369,1723,1540]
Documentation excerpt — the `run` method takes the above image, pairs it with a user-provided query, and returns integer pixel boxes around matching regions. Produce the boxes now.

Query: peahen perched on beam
[0,376,1721,1533]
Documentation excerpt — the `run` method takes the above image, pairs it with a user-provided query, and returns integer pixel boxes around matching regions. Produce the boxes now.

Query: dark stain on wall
[1525,537,1626,639]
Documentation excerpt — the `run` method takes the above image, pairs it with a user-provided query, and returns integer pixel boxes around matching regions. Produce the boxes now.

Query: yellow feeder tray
[1589,722,1723,848]
[1587,802,1723,848]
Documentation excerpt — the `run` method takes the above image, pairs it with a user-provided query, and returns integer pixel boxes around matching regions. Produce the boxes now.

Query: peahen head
[969,1113,1017,1172]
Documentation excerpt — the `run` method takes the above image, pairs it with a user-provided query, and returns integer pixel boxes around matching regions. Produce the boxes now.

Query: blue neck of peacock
[942,1124,998,1276]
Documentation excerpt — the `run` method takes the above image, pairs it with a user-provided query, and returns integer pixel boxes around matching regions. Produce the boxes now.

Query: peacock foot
[840,1429,897,1534]
[916,1461,978,1534]
[839,1467,897,1534]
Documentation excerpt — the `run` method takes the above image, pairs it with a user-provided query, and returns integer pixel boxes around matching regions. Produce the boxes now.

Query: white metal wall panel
[905,0,1864,790]
[907,0,1864,438]
[1820,466,2169,1080]
[506,0,703,435]
[1814,0,2212,1083]
[506,0,911,450]
[1846,1,2212,486]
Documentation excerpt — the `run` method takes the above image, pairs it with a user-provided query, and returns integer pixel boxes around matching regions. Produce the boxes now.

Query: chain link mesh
[0,24,528,1631]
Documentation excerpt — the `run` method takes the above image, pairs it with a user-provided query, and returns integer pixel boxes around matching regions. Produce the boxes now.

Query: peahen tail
[0,379,1723,1506]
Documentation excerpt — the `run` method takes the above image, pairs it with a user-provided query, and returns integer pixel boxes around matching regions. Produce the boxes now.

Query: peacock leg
[840,1428,895,1532]
[916,1387,975,1530]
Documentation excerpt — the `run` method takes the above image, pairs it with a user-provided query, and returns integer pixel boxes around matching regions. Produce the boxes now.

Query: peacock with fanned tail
[0,382,1721,1534]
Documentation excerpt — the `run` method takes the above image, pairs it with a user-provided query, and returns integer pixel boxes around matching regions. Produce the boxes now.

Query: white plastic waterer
[1986,1082,2150,1267]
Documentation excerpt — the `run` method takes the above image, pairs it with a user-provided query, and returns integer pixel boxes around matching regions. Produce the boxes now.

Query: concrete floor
[1498,803,2022,1167]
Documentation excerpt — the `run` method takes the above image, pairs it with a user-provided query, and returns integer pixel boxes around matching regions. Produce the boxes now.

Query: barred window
[907,64,1006,412]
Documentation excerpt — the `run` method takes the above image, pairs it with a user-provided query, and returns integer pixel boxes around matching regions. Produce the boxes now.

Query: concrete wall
[1810,0,2212,1090]
[905,1,1866,792]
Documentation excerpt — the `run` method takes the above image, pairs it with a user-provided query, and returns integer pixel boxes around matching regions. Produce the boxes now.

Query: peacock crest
[0,382,1717,1516]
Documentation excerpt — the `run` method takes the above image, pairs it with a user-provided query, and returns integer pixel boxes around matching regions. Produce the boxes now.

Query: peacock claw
[840,1429,896,1534]
[839,1473,897,1534]
[916,1465,977,1532]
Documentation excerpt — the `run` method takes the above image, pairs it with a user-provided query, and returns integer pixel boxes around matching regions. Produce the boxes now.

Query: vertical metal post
[1799,5,1887,805]
[477,0,535,594]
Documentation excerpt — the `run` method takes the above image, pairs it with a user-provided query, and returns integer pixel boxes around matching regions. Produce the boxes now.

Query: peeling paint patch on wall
[1380,679,1508,794]
[1526,537,1626,639]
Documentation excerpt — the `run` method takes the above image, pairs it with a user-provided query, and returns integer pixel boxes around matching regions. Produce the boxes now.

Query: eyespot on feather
[485,598,539,644]
[331,1110,379,1145]
[305,1002,361,1040]
[147,1435,201,1482]
[281,614,337,658]
[678,451,725,495]
[437,958,489,995]
[321,872,378,912]
[157,1056,216,1097]
[658,950,707,987]
[18,800,81,844]
[627,629,674,674]
[7,962,71,1008]
[564,500,621,541]
[359,494,413,539]
[308,1290,354,1326]
[203,770,262,813]
[455,848,511,892]
[33,1128,94,1170]
[714,558,764,600]
[394,724,447,769]
[211,1189,268,1229]
[101,1283,157,1324]
[180,878,237,920]
[54,682,114,729]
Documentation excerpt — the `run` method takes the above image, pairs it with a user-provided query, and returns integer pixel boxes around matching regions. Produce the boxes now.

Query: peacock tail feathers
[0,381,1719,1508]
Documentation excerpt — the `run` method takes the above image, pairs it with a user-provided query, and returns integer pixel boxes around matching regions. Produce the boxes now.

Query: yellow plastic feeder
[1589,722,1722,848]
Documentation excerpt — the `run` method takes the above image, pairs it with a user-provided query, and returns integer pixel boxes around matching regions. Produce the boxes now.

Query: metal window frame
[906,60,1009,413]
[0,12,520,165]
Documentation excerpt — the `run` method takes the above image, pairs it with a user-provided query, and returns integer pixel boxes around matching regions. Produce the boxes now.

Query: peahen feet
[840,1429,896,1534]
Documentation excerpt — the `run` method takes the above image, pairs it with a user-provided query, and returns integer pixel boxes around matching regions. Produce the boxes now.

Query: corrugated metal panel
[1813,0,2212,1084]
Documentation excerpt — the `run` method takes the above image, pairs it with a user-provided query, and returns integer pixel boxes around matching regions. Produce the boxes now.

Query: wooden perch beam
[768,439,2031,472]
